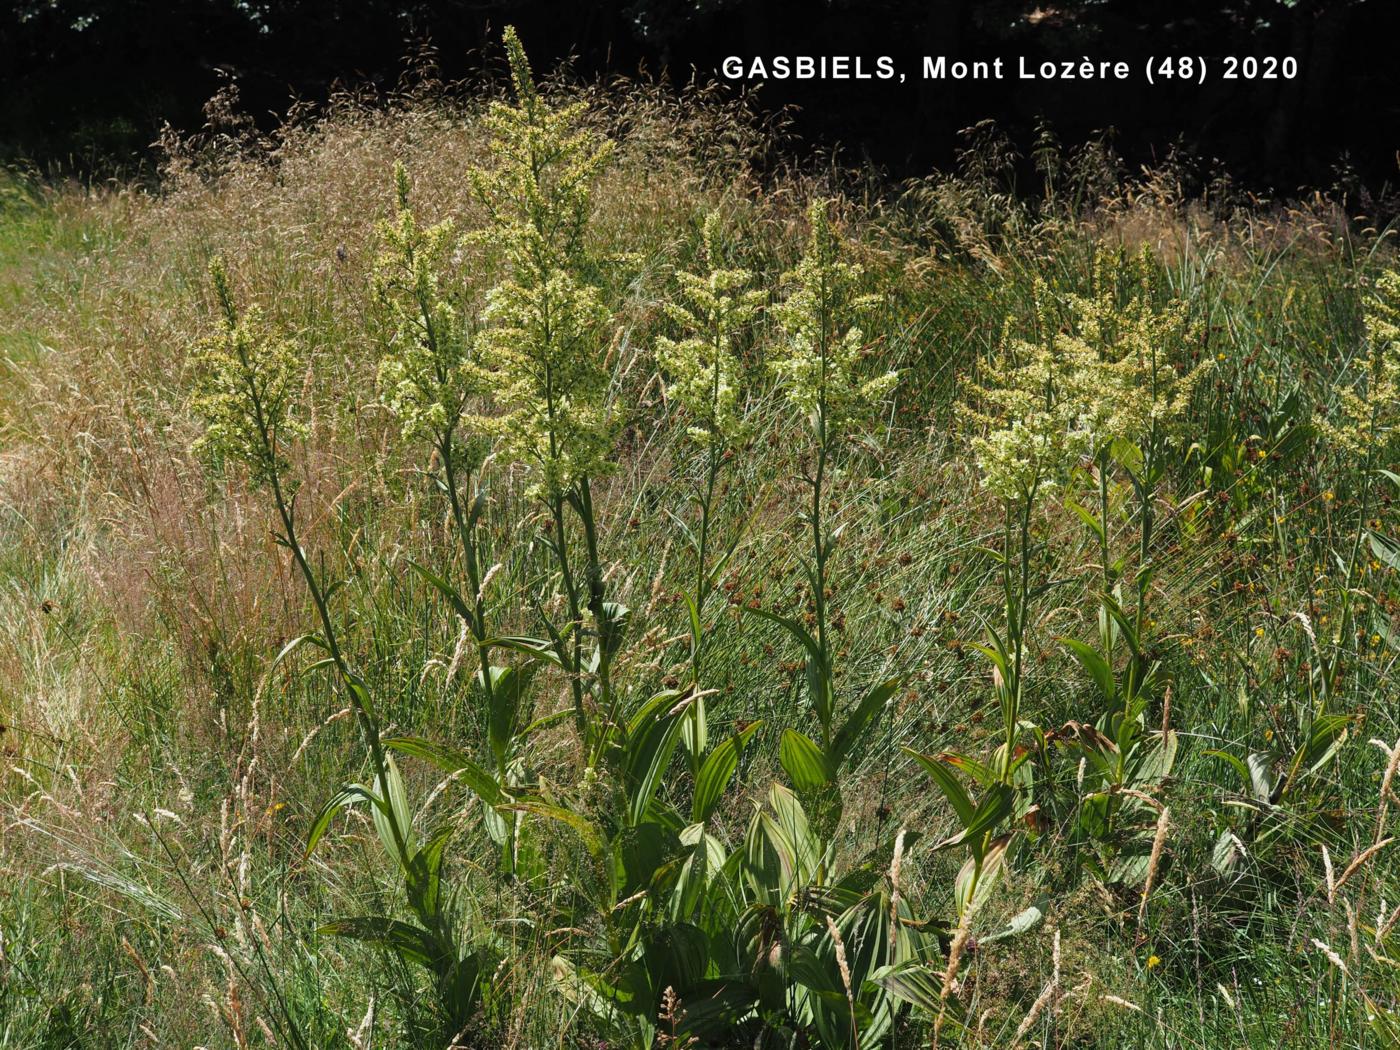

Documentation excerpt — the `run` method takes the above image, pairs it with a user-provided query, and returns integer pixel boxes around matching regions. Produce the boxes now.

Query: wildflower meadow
[2,28,1400,1050]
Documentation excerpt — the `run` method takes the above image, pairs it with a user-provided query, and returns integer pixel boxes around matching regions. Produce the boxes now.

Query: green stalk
[999,486,1035,784]
[265,471,410,863]
[408,246,502,768]
[441,441,500,755]
[541,351,589,745]
[810,259,834,747]
[552,488,588,742]
[577,477,628,772]
[1135,438,1155,639]
[692,330,728,683]
[693,441,720,676]
[811,428,832,745]
[1098,446,1114,653]
[686,438,722,774]
[1321,432,1376,709]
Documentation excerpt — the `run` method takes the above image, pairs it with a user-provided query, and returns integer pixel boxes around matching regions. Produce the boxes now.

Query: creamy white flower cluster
[655,212,764,447]
[1318,268,1400,456]
[771,200,898,442]
[192,259,307,489]
[372,162,488,460]
[966,252,1210,502]
[467,26,617,498]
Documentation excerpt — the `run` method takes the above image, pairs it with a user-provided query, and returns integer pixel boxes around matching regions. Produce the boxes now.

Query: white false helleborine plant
[772,200,898,440]
[468,25,617,500]
[191,259,307,489]
[373,161,488,460]
[655,211,763,446]
[1320,267,1400,456]
[966,264,1210,503]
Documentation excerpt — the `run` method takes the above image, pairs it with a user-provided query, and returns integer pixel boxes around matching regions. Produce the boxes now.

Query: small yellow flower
[1147,955,1162,970]
[1264,728,1274,741]
[1255,626,1265,638]
[1216,353,1227,362]
[1323,490,1336,502]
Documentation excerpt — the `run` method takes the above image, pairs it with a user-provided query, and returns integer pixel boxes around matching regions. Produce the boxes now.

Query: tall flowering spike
[771,199,897,441]
[1061,249,1210,454]
[192,258,306,489]
[1319,268,1400,456]
[469,26,616,497]
[501,25,538,107]
[656,211,764,446]
[962,330,1092,503]
[372,161,488,460]
[964,253,1209,502]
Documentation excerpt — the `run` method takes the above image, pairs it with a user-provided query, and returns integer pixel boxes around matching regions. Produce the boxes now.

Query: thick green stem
[1135,445,1155,640]
[693,446,719,675]
[811,429,832,745]
[1098,451,1112,588]
[552,491,588,742]
[441,443,503,764]
[539,348,589,746]
[267,461,410,866]
[686,442,722,775]
[1324,442,1376,707]
[692,350,726,681]
[1000,489,1035,783]
[577,478,621,766]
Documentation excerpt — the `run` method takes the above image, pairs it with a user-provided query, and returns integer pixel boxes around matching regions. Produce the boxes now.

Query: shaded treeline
[2,0,1397,192]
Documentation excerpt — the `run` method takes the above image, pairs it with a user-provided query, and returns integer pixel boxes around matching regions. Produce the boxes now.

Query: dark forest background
[2,0,1397,191]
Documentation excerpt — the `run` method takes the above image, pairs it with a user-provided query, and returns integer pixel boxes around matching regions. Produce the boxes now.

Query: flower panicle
[771,199,897,438]
[468,28,616,498]
[965,247,1208,501]
[371,162,488,459]
[1319,268,1400,456]
[191,258,307,489]
[655,211,764,447]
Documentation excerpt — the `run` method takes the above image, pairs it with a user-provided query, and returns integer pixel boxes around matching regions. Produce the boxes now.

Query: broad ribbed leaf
[317,916,441,969]
[954,834,1009,917]
[905,749,974,826]
[305,783,377,857]
[480,663,537,764]
[873,961,944,1014]
[500,800,602,856]
[624,690,687,826]
[383,735,503,806]
[1060,637,1114,702]
[372,756,415,867]
[779,728,831,794]
[693,720,761,823]
[408,560,477,634]
[830,677,899,768]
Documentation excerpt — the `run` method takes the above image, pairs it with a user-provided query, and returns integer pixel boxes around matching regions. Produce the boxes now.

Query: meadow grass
[2,60,1399,1049]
